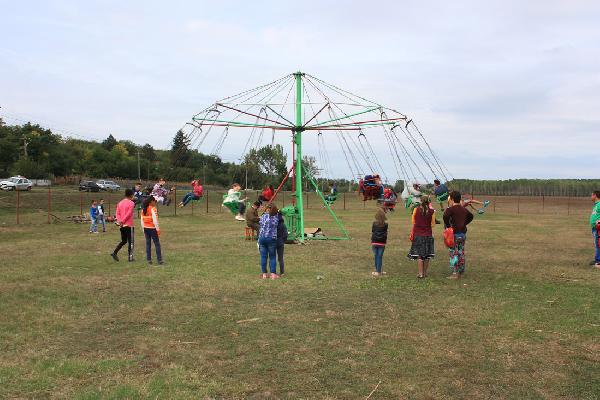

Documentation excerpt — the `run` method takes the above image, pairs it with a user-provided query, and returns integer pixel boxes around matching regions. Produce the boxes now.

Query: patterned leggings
[449,233,466,274]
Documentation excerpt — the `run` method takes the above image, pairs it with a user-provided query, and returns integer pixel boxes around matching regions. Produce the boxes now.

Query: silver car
[0,176,33,191]
[96,180,121,191]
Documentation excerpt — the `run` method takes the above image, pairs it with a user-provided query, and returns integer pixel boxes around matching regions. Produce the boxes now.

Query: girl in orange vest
[141,196,163,265]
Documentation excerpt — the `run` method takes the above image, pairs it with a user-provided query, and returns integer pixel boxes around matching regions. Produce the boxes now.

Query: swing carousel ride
[178,72,452,242]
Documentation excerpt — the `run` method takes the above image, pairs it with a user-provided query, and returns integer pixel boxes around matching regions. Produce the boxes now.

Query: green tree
[102,134,118,151]
[171,130,191,167]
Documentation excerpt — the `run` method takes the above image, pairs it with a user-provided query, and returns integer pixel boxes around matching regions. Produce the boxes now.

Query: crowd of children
[370,190,474,280]
[92,177,599,278]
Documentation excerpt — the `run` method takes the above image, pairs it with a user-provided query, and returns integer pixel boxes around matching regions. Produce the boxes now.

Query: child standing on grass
[89,200,98,233]
[276,210,288,276]
[111,189,135,262]
[407,196,436,278]
[443,191,474,280]
[590,190,600,269]
[258,204,279,279]
[371,205,388,277]
[97,199,106,232]
[246,201,261,236]
[141,196,163,265]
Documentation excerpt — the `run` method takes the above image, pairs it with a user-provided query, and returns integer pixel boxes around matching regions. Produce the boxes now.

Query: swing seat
[363,185,383,201]
[436,192,449,202]
[325,194,337,205]
[222,194,240,215]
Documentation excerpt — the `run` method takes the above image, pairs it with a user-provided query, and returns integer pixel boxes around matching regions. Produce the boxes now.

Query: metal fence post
[48,186,51,224]
[542,195,545,214]
[206,189,209,214]
[343,192,346,210]
[191,198,194,216]
[567,195,571,215]
[174,188,177,216]
[16,189,20,225]
[80,192,83,216]
[517,196,520,214]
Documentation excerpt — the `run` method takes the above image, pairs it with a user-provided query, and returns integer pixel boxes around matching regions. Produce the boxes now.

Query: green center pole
[294,72,305,242]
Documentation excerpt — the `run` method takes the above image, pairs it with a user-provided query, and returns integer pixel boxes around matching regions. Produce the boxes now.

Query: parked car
[0,176,33,191]
[79,181,101,192]
[96,180,121,191]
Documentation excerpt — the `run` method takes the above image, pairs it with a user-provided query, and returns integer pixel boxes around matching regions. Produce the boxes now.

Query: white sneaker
[235,215,244,221]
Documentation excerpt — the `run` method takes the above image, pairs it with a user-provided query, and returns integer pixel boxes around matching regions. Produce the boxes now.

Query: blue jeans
[97,215,106,232]
[372,245,385,273]
[90,217,97,232]
[259,237,277,274]
[593,228,600,264]
[144,228,162,262]
[182,192,200,206]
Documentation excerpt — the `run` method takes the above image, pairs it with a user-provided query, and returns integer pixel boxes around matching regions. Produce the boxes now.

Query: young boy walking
[111,189,135,262]
[89,200,98,233]
[443,191,474,279]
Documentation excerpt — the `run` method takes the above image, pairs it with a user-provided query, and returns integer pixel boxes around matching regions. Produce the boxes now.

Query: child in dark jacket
[371,206,388,276]
[276,211,288,275]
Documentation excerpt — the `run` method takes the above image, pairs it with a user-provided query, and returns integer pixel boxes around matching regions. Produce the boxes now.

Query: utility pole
[23,136,29,157]
[137,149,141,182]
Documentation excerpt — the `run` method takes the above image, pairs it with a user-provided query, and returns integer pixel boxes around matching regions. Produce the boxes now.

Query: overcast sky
[1,1,599,179]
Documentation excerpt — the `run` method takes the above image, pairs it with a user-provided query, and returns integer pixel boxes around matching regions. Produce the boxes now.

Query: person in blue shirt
[433,179,449,210]
[258,204,280,279]
[89,200,98,233]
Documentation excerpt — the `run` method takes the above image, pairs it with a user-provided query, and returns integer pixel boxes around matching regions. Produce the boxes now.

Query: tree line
[1,120,596,195]
[449,179,600,197]
[0,120,353,190]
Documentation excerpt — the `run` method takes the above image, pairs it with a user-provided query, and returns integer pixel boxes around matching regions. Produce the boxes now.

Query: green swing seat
[222,194,247,215]
[324,193,338,205]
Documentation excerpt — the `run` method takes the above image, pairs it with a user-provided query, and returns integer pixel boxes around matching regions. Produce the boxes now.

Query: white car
[96,180,121,191]
[0,176,33,191]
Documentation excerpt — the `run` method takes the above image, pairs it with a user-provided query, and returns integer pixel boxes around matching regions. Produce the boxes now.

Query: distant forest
[0,119,597,196]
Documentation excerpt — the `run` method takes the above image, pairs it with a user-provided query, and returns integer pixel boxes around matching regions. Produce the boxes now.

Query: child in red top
[407,196,436,278]
[111,189,135,262]
[258,185,274,204]
[179,179,203,207]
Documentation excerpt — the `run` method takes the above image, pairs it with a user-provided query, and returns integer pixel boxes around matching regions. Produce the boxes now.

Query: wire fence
[0,186,594,226]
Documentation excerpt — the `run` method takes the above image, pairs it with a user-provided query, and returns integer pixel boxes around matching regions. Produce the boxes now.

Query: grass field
[1,199,599,399]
